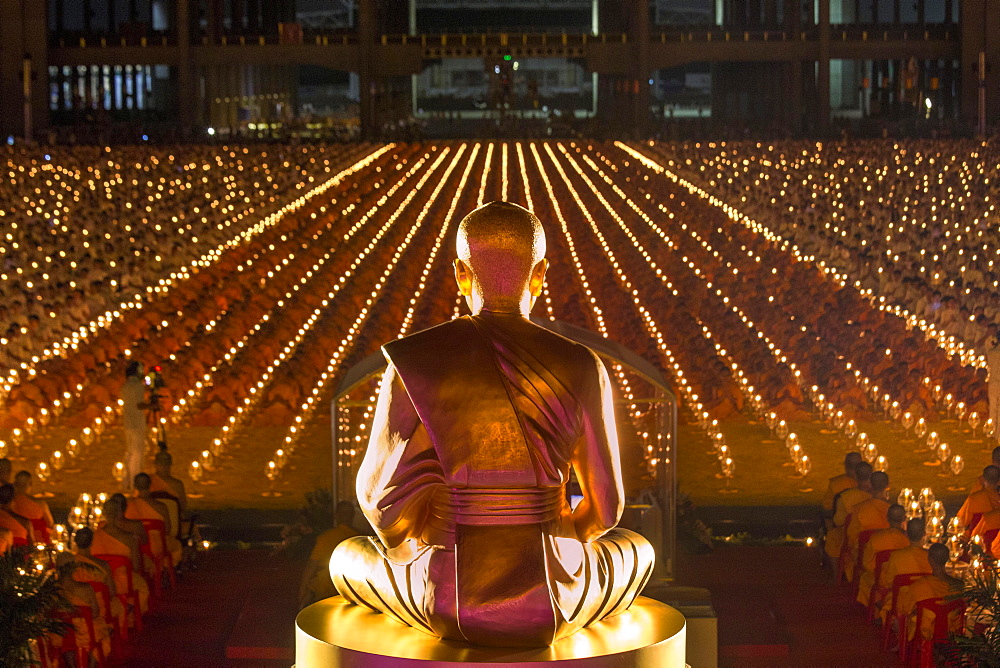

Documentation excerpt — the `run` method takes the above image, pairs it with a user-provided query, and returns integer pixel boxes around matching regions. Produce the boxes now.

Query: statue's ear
[454,259,473,296]
[529,258,548,297]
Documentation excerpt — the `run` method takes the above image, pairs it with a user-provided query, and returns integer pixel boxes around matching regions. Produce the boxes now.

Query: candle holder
[946,455,966,492]
[718,457,737,494]
[188,461,205,498]
[263,460,283,497]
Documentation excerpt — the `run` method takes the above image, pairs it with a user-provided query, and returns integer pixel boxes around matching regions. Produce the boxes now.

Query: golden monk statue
[330,201,655,648]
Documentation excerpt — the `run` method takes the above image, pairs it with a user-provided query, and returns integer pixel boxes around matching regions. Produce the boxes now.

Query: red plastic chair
[84,579,125,651]
[139,517,176,593]
[29,518,50,544]
[92,553,144,633]
[850,528,877,589]
[866,549,894,621]
[982,528,1000,557]
[906,597,966,666]
[836,513,854,584]
[55,605,105,667]
[882,573,927,651]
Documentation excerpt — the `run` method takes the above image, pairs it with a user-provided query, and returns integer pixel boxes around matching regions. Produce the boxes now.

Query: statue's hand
[379,537,435,566]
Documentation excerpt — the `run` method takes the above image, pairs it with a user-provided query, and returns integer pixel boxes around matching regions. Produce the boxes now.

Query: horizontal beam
[49,32,958,75]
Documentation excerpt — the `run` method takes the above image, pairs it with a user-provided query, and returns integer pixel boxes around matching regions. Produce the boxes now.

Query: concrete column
[959,0,999,130]
[817,0,830,130]
[358,0,377,140]
[176,0,193,135]
[0,0,49,140]
[631,0,650,138]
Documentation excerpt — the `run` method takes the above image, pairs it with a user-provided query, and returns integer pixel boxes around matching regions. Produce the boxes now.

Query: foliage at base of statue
[0,546,71,667]
[275,488,336,559]
[938,545,1000,667]
[677,492,714,555]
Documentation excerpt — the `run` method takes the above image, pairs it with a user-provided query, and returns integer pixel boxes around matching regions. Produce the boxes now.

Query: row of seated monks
[822,452,973,659]
[0,450,191,665]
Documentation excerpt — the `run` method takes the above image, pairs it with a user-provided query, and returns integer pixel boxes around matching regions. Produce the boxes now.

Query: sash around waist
[430,486,564,526]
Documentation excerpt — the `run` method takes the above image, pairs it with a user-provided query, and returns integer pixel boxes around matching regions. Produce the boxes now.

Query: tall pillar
[177,0,193,135]
[0,0,49,140]
[959,0,999,131]
[631,0,650,138]
[817,0,830,130]
[357,0,377,140]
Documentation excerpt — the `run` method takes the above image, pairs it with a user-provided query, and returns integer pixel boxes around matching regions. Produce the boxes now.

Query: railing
[51,25,957,50]
[381,32,627,47]
[834,25,954,41]
[54,33,176,48]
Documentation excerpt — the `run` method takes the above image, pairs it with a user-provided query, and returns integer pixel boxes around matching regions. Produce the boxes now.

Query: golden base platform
[295,595,686,667]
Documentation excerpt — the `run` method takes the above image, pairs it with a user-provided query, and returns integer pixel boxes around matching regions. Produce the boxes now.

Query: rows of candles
[332,144,485,485]
[661,140,999,297]
[574,142,983,490]
[610,143,1000,500]
[531,143,691,481]
[564,142,834,486]
[197,147,458,480]
[615,141,981,418]
[0,145,393,418]
[180,150,435,471]
[516,143,558,322]
[6,140,997,503]
[0,144,393,454]
[284,144,480,488]
[635,140,993,369]
[3,149,395,493]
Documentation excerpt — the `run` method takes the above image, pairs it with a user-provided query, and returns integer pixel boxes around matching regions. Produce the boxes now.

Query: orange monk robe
[73,554,126,629]
[957,487,1000,531]
[10,495,53,542]
[856,527,909,607]
[825,487,872,559]
[0,509,33,543]
[972,509,1000,549]
[125,497,182,565]
[0,528,11,554]
[896,575,962,641]
[878,545,932,623]
[90,528,150,614]
[61,583,112,658]
[843,498,890,581]
[822,473,856,514]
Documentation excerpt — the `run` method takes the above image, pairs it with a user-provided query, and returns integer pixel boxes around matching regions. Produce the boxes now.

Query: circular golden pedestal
[295,595,686,667]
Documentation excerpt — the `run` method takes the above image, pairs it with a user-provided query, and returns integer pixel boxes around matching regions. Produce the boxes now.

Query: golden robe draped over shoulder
[331,312,654,648]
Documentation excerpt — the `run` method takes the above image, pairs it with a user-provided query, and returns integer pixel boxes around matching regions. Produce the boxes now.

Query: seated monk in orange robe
[822,452,862,529]
[91,494,151,615]
[958,465,1000,531]
[825,462,873,568]
[896,543,964,642]
[843,471,891,582]
[877,518,932,623]
[857,504,909,608]
[127,473,183,566]
[72,527,126,632]
[972,508,1000,556]
[970,448,1000,493]
[56,551,113,659]
[10,470,54,543]
[0,483,35,544]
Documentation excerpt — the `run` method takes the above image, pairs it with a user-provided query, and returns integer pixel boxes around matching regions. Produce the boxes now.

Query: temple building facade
[0,0,996,140]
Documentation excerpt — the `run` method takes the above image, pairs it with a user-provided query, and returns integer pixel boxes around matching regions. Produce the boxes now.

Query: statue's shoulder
[382,318,478,364]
